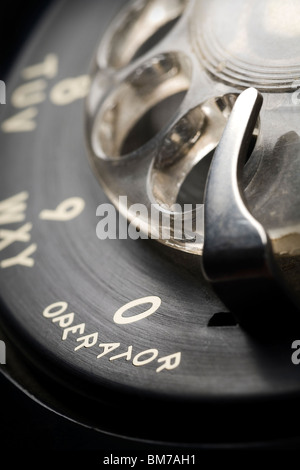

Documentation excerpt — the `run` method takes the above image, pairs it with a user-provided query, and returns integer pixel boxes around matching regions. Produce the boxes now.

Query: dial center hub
[192,0,300,91]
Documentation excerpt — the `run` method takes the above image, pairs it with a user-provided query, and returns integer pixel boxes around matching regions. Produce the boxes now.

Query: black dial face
[0,0,300,446]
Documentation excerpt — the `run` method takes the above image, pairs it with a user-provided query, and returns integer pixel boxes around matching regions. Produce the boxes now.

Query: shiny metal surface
[202,88,300,330]
[85,0,300,267]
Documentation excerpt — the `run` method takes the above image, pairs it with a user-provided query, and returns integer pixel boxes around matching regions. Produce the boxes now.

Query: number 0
[113,296,161,325]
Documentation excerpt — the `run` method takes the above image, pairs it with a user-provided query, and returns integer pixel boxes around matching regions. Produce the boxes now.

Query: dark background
[0,0,160,453]
[0,1,53,78]
[0,1,201,453]
[0,0,107,451]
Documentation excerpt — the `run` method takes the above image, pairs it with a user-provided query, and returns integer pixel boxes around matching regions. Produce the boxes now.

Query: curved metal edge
[202,88,300,333]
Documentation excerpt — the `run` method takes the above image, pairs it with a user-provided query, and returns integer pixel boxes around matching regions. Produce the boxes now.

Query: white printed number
[113,296,161,324]
[0,192,85,268]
